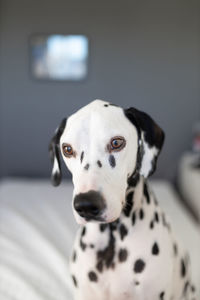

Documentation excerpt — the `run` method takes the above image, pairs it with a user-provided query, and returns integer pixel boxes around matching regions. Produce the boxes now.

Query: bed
[178,152,200,222]
[0,179,200,299]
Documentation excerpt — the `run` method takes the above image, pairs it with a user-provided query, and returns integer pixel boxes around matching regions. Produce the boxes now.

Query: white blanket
[0,179,200,299]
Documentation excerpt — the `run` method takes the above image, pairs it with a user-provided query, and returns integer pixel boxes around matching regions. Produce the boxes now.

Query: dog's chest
[70,201,176,300]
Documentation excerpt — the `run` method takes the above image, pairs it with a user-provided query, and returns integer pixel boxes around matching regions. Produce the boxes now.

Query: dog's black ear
[49,118,67,186]
[124,107,165,177]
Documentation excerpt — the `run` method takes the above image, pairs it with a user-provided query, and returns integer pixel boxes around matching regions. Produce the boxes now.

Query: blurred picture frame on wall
[29,34,89,81]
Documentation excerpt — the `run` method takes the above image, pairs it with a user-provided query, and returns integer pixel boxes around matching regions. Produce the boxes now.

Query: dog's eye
[62,143,74,157]
[110,137,126,151]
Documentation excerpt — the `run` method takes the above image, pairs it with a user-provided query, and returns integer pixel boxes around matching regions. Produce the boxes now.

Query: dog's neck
[122,174,145,218]
[79,175,149,255]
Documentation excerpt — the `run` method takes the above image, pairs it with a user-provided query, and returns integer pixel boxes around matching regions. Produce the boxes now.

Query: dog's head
[49,100,164,224]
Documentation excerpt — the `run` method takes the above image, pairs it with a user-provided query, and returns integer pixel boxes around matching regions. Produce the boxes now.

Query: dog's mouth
[82,215,105,222]
[75,208,121,225]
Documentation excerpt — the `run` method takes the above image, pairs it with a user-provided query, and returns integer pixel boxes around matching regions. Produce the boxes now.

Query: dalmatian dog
[49,100,197,300]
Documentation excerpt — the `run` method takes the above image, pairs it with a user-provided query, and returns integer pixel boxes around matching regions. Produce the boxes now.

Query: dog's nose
[74,190,105,219]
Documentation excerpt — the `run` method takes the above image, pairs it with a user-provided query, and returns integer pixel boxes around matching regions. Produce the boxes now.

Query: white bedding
[0,179,200,299]
[178,152,200,221]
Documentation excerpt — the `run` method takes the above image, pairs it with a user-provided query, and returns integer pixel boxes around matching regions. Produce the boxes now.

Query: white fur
[60,100,138,224]
[56,100,196,300]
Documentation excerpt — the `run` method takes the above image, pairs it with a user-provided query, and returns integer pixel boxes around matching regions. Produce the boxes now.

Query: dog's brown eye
[62,143,74,157]
[110,137,126,151]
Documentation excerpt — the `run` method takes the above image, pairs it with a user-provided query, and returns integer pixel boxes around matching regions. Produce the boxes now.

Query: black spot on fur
[154,197,158,206]
[118,248,128,262]
[80,226,87,251]
[132,211,136,226]
[144,182,150,204]
[162,213,167,227]
[84,163,90,170]
[100,223,108,232]
[72,250,77,262]
[123,191,134,217]
[97,160,102,168]
[150,220,154,229]
[90,244,94,248]
[80,151,84,163]
[134,259,145,273]
[127,172,140,188]
[88,271,98,282]
[109,154,116,168]
[152,242,159,255]
[104,104,109,107]
[135,281,140,285]
[154,212,159,223]
[96,227,115,272]
[191,285,196,293]
[109,220,118,231]
[80,239,86,251]
[119,223,128,240]
[72,275,78,287]
[139,209,144,220]
[183,281,189,296]
[181,259,186,277]
[160,291,165,300]
[173,243,178,256]
[96,260,103,272]
[81,226,86,236]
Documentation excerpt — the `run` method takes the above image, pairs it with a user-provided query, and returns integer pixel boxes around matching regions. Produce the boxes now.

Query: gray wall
[0,0,200,180]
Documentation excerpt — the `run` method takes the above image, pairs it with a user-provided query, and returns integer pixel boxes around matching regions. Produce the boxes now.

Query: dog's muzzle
[74,190,106,220]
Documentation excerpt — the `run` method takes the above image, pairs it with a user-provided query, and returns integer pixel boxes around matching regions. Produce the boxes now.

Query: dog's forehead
[62,100,137,141]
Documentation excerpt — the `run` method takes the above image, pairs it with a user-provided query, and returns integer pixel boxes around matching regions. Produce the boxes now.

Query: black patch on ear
[49,118,67,186]
[124,107,165,149]
[124,107,165,177]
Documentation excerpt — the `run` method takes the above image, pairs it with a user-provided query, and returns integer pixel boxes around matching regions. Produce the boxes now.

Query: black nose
[74,190,105,220]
